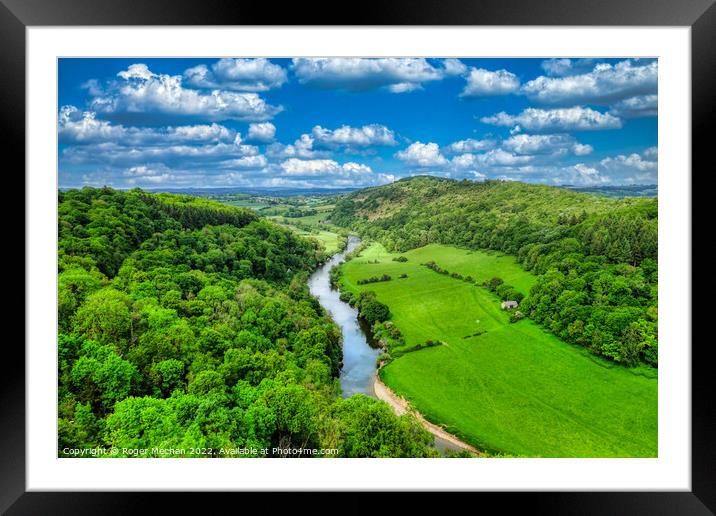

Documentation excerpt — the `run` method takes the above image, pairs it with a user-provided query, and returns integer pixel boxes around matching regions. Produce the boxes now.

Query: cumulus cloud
[58,106,125,143]
[449,153,479,169]
[123,163,172,177]
[471,149,533,167]
[608,94,658,118]
[481,106,622,132]
[62,140,259,168]
[58,106,238,145]
[442,58,468,76]
[600,151,657,172]
[183,58,287,92]
[541,58,573,76]
[291,58,455,93]
[89,63,282,122]
[494,146,657,186]
[540,58,597,77]
[246,122,276,143]
[642,146,658,160]
[443,138,497,154]
[276,159,387,187]
[522,59,657,105]
[395,142,448,167]
[387,82,423,93]
[564,163,608,185]
[279,158,372,177]
[461,68,520,97]
[502,133,593,156]
[265,134,325,160]
[311,124,397,150]
[218,155,268,169]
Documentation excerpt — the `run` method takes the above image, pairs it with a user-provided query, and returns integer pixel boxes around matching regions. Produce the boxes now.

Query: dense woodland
[331,177,658,367]
[58,187,438,457]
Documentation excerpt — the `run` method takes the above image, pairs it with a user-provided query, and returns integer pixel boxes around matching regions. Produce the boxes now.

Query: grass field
[290,227,344,255]
[265,204,345,254]
[339,242,658,457]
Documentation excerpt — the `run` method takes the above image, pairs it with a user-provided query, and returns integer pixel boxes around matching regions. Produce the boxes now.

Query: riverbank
[372,374,480,455]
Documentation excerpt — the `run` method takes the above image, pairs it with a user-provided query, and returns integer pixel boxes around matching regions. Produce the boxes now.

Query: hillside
[57,187,439,458]
[331,177,658,367]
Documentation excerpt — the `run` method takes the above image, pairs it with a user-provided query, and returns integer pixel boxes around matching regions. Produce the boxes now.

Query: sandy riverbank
[372,374,480,455]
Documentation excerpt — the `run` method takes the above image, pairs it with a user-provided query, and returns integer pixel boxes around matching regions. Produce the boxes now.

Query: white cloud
[281,158,340,176]
[169,123,235,143]
[123,163,172,177]
[481,106,622,132]
[502,133,593,156]
[473,149,533,166]
[62,140,258,167]
[118,64,154,81]
[279,158,373,178]
[448,150,532,175]
[461,68,520,97]
[89,64,282,122]
[395,142,448,167]
[539,58,598,77]
[311,124,397,149]
[608,94,658,118]
[219,155,268,169]
[265,134,324,160]
[341,162,373,175]
[247,122,276,143]
[442,58,467,76]
[58,106,125,143]
[565,163,608,185]
[291,58,447,93]
[387,82,423,93]
[600,152,657,171]
[540,58,573,76]
[443,138,497,154]
[643,146,658,160]
[183,58,287,92]
[450,153,479,169]
[522,59,657,105]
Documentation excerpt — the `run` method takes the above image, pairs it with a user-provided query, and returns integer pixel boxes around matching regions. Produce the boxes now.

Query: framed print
[5,0,714,513]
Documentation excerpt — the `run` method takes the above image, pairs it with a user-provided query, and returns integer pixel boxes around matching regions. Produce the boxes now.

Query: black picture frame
[4,0,714,513]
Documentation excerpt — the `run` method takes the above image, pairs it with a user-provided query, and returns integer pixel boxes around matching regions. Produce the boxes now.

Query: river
[307,236,381,397]
[307,236,470,455]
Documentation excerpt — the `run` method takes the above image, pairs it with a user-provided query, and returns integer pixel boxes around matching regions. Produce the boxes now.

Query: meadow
[280,226,344,254]
[266,204,345,254]
[339,242,658,457]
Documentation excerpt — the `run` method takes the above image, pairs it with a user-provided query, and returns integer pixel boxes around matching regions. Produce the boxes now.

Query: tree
[72,288,132,354]
[360,299,391,324]
[70,340,139,412]
[331,395,438,457]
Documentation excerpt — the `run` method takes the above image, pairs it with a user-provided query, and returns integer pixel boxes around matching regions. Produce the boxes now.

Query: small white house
[501,300,519,310]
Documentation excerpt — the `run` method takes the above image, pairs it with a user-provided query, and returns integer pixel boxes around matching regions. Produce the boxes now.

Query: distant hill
[561,184,658,198]
[331,176,657,260]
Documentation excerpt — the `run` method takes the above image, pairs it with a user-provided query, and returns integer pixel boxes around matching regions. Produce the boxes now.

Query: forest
[58,187,438,457]
[331,176,658,367]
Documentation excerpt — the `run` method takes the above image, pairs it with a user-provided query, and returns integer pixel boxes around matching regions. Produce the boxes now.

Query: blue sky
[58,57,657,189]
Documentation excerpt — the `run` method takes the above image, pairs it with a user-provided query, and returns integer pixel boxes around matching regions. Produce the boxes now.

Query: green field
[286,226,344,254]
[266,204,345,254]
[339,242,658,457]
